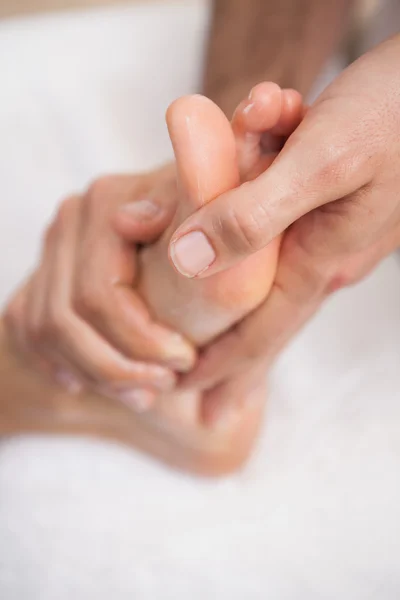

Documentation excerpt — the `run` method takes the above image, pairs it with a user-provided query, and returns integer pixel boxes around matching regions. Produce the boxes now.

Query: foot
[131,83,305,473]
[140,84,304,346]
[0,84,305,476]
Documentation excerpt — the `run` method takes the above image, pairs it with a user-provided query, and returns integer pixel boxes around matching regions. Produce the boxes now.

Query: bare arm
[203,0,355,116]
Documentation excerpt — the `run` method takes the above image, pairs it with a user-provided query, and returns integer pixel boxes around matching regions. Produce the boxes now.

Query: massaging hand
[4,165,196,410]
[167,35,400,404]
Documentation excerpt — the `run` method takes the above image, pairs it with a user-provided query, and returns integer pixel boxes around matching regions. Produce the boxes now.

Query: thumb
[168,105,369,279]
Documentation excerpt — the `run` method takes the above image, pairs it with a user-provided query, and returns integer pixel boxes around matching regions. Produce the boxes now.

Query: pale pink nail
[170,231,216,278]
[119,198,161,221]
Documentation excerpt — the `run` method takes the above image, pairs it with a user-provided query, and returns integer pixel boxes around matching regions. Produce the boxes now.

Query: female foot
[133,83,305,473]
[0,83,306,475]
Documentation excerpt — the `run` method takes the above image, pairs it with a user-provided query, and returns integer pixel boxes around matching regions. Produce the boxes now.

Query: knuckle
[326,269,353,294]
[218,198,268,255]
[313,143,348,188]
[311,133,370,194]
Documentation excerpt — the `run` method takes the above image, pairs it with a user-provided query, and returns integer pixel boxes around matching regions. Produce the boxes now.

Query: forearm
[203,0,355,116]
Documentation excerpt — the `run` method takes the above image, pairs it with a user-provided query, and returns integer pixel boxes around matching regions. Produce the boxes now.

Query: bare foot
[0,84,305,476]
[140,87,302,345]
[133,83,304,473]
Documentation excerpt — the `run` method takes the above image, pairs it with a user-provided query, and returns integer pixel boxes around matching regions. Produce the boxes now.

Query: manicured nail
[170,231,216,278]
[55,368,82,394]
[117,389,154,412]
[119,198,161,221]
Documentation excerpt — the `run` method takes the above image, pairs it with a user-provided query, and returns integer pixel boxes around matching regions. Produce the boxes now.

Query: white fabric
[0,1,400,599]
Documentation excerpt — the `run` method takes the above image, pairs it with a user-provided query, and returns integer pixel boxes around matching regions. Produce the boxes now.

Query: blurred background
[0,0,148,18]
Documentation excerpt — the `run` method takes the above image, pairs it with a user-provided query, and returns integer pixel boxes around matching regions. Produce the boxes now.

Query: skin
[3,0,348,416]
[169,34,400,422]
[4,167,192,405]
[140,89,284,346]
[3,84,301,413]
[3,85,305,472]
[0,0,365,461]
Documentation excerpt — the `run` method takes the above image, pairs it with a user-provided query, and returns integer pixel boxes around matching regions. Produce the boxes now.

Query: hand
[4,165,196,411]
[168,36,400,416]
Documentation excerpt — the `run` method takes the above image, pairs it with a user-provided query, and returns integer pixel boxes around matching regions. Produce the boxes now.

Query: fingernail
[170,231,216,278]
[119,198,161,221]
[117,389,155,412]
[55,368,82,394]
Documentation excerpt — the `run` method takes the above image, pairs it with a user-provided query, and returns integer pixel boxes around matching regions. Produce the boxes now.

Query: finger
[3,279,31,353]
[19,206,91,392]
[23,226,73,378]
[73,175,196,371]
[44,195,177,392]
[168,100,377,279]
[113,165,178,243]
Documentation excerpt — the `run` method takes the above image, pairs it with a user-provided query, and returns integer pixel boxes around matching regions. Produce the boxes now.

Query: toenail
[242,102,255,116]
[170,231,216,278]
